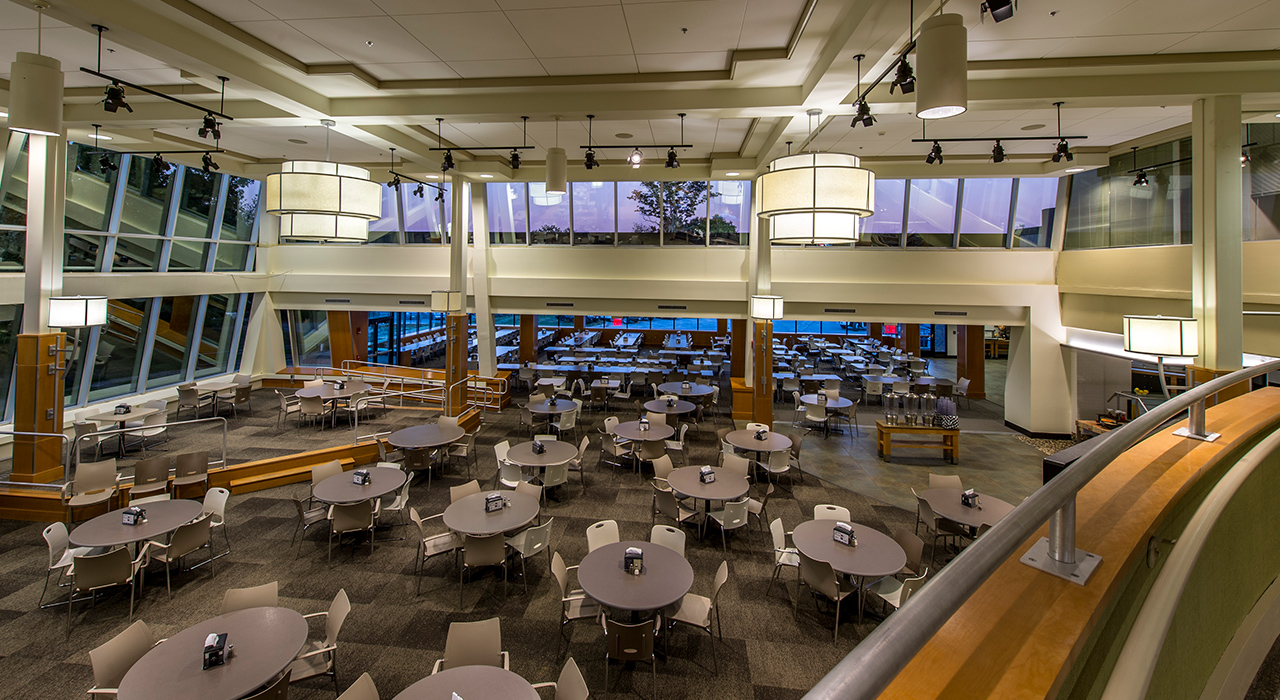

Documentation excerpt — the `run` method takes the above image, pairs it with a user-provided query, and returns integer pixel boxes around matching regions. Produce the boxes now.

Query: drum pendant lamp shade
[49,296,107,328]
[756,152,874,245]
[277,213,370,243]
[916,14,968,120]
[266,161,382,243]
[750,295,784,320]
[1123,315,1198,357]
[545,147,568,195]
[9,52,63,137]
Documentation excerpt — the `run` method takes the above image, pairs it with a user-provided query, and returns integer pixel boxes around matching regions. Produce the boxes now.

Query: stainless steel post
[1048,497,1076,565]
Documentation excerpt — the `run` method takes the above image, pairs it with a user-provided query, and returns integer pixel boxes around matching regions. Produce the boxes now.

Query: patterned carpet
[0,384,925,699]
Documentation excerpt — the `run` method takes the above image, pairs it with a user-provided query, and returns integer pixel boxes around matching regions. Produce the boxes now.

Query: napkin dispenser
[832,521,856,547]
[532,440,545,455]
[485,493,505,513]
[113,404,131,415]
[121,506,146,526]
[624,546,644,575]
[817,392,828,405]
[681,381,691,392]
[548,396,558,406]
[665,397,675,407]
[699,466,716,484]
[351,469,371,486]
[334,380,345,390]
[638,417,649,432]
[202,632,228,670]
[961,489,981,509]
[754,428,769,441]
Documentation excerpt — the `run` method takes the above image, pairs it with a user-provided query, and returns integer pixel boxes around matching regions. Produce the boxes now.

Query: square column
[752,320,773,426]
[12,333,65,482]
[519,315,537,364]
[957,325,986,401]
[445,312,468,417]
[1191,95,1244,371]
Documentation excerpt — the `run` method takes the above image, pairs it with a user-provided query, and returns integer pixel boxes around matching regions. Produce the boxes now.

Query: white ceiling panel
[635,51,730,73]
[961,0,1132,42]
[624,0,749,54]
[0,2,69,29]
[289,17,440,64]
[1082,0,1264,36]
[361,62,461,81]
[375,0,501,13]
[738,0,806,50]
[1209,1,1280,31]
[395,12,534,62]
[188,0,274,22]
[246,0,385,20]
[967,38,1071,61]
[497,0,618,8]
[1161,30,1280,53]
[232,21,346,63]
[506,6,634,58]
[1043,33,1195,58]
[447,58,546,79]
[539,55,639,75]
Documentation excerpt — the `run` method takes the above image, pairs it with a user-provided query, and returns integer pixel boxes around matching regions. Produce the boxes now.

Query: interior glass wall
[145,296,200,390]
[281,310,332,367]
[87,298,152,402]
[1064,137,1193,249]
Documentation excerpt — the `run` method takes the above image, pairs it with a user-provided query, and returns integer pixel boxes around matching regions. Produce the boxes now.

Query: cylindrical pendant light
[756,152,875,245]
[915,13,967,120]
[9,52,63,137]
[546,147,567,195]
[277,213,369,243]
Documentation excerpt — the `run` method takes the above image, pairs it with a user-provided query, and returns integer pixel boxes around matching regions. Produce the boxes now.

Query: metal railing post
[1048,497,1076,565]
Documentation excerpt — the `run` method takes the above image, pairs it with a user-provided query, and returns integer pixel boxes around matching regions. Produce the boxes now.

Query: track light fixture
[925,141,943,164]
[628,148,643,167]
[981,0,1015,23]
[665,148,680,169]
[1133,170,1148,187]
[151,153,167,175]
[98,153,117,172]
[201,152,219,173]
[891,57,915,95]
[414,183,424,197]
[198,113,220,140]
[584,149,598,169]
[390,174,401,189]
[509,149,521,170]
[1052,138,1072,163]
[434,188,444,202]
[851,56,876,128]
[441,150,454,172]
[102,83,131,113]
[991,140,1006,163]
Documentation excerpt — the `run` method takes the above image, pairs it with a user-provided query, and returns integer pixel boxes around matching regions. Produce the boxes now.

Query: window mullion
[185,295,210,381]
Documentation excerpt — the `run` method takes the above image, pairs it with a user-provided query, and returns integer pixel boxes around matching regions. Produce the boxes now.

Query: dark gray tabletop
[70,499,204,549]
[614,420,674,442]
[118,607,307,700]
[666,466,748,503]
[527,399,576,415]
[644,399,696,415]
[443,491,540,536]
[913,377,956,388]
[725,430,792,453]
[83,405,163,426]
[578,541,693,612]
[657,381,713,398]
[507,440,577,468]
[387,423,465,450]
[393,666,539,700]
[312,467,406,504]
[921,488,1015,529]
[792,519,906,579]
[295,384,361,400]
[800,394,854,409]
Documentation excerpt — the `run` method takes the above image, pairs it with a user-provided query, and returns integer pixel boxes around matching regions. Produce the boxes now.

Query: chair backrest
[586,520,620,552]
[551,551,572,599]
[900,571,929,606]
[559,409,577,429]
[89,619,157,691]
[313,459,343,485]
[650,525,685,558]
[805,404,827,421]
[451,480,481,503]
[604,618,655,662]
[405,448,433,472]
[722,454,749,479]
[463,533,508,567]
[168,515,213,559]
[304,378,324,388]
[332,500,375,533]
[893,528,926,574]
[576,435,590,460]
[514,480,543,500]
[494,440,510,464]
[275,390,290,410]
[824,378,841,390]
[300,395,326,413]
[929,473,964,490]
[711,560,730,605]
[746,422,768,432]
[43,522,70,569]
[770,518,788,558]
[175,451,210,479]
[814,504,851,521]
[178,387,200,405]
[916,495,942,531]
[223,581,279,614]
[324,589,351,647]
[75,459,118,495]
[499,462,524,485]
[202,487,230,519]
[336,672,379,700]
[543,464,569,488]
[767,450,789,470]
[721,499,749,528]
[786,432,804,458]
[675,423,688,444]
[234,384,252,403]
[133,456,170,486]
[957,377,971,394]
[651,454,674,480]
[518,519,554,558]
[553,657,590,700]
[797,551,840,600]
[604,416,619,434]
[866,380,884,395]
[438,416,459,430]
[645,411,665,426]
[441,617,504,670]
[74,548,132,590]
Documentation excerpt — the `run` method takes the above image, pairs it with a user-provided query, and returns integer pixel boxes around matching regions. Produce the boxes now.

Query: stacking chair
[129,456,171,502]
[955,378,972,408]
[376,438,403,465]
[803,404,830,436]
[72,421,107,463]
[409,508,461,595]
[311,459,344,503]
[291,495,329,553]
[227,384,254,418]
[566,436,590,491]
[405,448,437,490]
[198,487,232,558]
[664,423,689,466]
[746,483,775,530]
[706,499,749,551]
[62,459,121,523]
[894,528,927,578]
[68,547,149,638]
[40,522,93,609]
[459,534,508,606]
[552,408,578,443]
[929,473,964,490]
[177,386,212,420]
[652,486,699,534]
[768,518,800,600]
[722,454,750,482]
[300,395,328,428]
[762,450,793,487]
[814,504,851,521]
[148,514,215,598]
[540,464,570,503]
[796,551,857,644]
[665,560,729,674]
[223,581,279,614]
[172,451,210,497]
[586,520,620,552]
[87,620,159,698]
[432,618,510,672]
[275,390,301,429]
[791,391,805,428]
[551,551,603,647]
[329,501,376,564]
[868,569,929,616]
[531,657,590,700]
[650,524,686,559]
[864,379,884,406]
[377,472,412,526]
[603,617,660,698]
[286,589,352,694]
[447,432,477,478]
[916,493,967,567]
[450,480,481,504]
[506,518,553,592]
[336,674,378,700]
[126,413,169,456]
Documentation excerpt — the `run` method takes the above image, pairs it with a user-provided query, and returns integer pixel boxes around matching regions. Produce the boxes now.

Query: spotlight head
[991,141,1006,163]
[151,153,168,174]
[198,113,221,140]
[584,149,598,170]
[852,99,876,128]
[665,148,680,169]
[98,153,118,172]
[890,59,915,95]
[1242,151,1251,167]
[390,175,401,188]
[102,84,132,114]
[441,150,454,172]
[509,149,521,170]
[414,184,424,197]
[628,148,643,166]
[1133,170,1148,187]
[981,0,1015,23]
[1052,138,1072,163]
[201,152,219,173]
[925,141,943,165]
[434,188,444,202]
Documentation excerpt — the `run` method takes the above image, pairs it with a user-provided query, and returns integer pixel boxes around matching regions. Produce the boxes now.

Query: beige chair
[955,377,972,408]
[916,493,966,567]
[814,504,850,521]
[540,463,570,502]
[664,423,689,466]
[304,378,325,388]
[336,673,378,700]
[768,518,800,600]
[506,518,553,593]
[170,451,210,497]
[514,480,543,504]
[329,500,376,564]
[129,456,170,501]
[706,499,749,552]
[376,438,402,465]
[291,496,328,552]
[201,486,232,556]
[650,524,686,559]
[148,514,215,597]
[87,620,158,697]
[300,395,328,428]
[40,522,93,609]
[928,473,964,491]
[62,459,121,523]
[177,386,212,420]
[894,528,926,578]
[73,421,107,463]
[721,454,750,481]
[227,384,254,418]
[665,560,729,674]
[432,617,510,673]
[762,450,793,486]
[868,568,929,615]
[242,669,291,700]
[745,422,769,433]
[311,459,344,502]
[409,507,461,594]
[68,547,149,637]
[652,486,699,533]
[447,432,477,478]
[460,534,508,607]
[287,589,351,695]
[450,479,481,503]
[275,390,301,429]
[796,551,857,644]
[746,483,775,530]
[586,519,620,552]
[566,435,590,491]
[223,581,279,614]
[531,657,590,700]
[375,470,412,526]
[603,617,660,698]
[405,448,437,489]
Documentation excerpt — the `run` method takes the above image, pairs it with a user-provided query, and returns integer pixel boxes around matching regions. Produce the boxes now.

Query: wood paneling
[957,325,987,401]
[752,320,773,426]
[326,311,368,368]
[12,333,66,483]
[519,315,536,363]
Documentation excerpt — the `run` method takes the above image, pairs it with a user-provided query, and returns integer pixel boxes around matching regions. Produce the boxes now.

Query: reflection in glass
[219,177,261,241]
[111,235,164,271]
[958,178,1012,234]
[487,182,527,245]
[862,178,906,247]
[907,178,958,247]
[572,181,615,246]
[1013,178,1058,247]
[119,154,174,236]
[617,181,659,246]
[146,296,200,389]
[174,167,220,238]
[529,182,570,244]
[88,298,152,402]
[403,182,444,244]
[65,143,121,232]
[0,230,24,271]
[282,310,331,367]
[0,305,20,413]
[213,242,252,272]
[1,135,29,226]
[168,239,209,271]
[233,295,255,373]
[708,181,750,246]
[195,294,239,378]
[65,234,104,272]
[367,183,400,245]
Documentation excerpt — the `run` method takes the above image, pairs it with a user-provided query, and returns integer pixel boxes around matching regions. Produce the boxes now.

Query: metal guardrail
[72,416,229,472]
[805,359,1280,700]
[347,373,508,445]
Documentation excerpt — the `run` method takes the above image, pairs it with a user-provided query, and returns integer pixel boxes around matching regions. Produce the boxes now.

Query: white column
[470,182,496,376]
[1191,95,1244,371]
[22,133,66,334]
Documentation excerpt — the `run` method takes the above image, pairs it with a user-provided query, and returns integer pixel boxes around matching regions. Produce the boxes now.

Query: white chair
[664,560,729,675]
[864,379,884,406]
[929,473,964,490]
[706,499,749,551]
[336,673,378,700]
[288,589,352,694]
[432,617,509,672]
[796,551,857,644]
[540,464,570,503]
[664,423,689,466]
[650,524,686,559]
[586,519,620,552]
[956,377,973,408]
[551,552,603,649]
[200,487,232,557]
[377,470,412,525]
[814,504,850,521]
[531,657,590,700]
[867,569,929,615]
[40,522,92,609]
[506,518,553,593]
[409,508,461,595]
[768,518,799,600]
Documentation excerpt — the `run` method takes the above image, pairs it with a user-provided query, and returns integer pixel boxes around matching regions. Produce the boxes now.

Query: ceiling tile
[396,12,534,62]
[961,0,1131,42]
[539,55,639,76]
[1209,0,1280,31]
[624,0,749,54]
[375,0,500,12]
[506,6,634,58]
[635,51,729,73]
[361,61,461,80]
[288,17,440,64]
[189,0,275,22]
[1043,33,1195,58]
[498,0,618,8]
[1083,0,1261,36]
[247,0,386,20]
[232,20,346,63]
[968,38,1071,61]
[1161,29,1280,53]
[737,0,806,50]
[0,2,68,29]
[447,58,546,79]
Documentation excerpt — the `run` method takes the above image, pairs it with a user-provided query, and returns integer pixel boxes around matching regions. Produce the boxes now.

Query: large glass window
[65,143,121,232]
[194,294,239,378]
[529,183,570,245]
[487,182,527,245]
[168,239,210,272]
[119,155,175,236]
[0,229,22,271]
[958,178,1012,247]
[368,183,401,245]
[0,305,20,412]
[618,181,659,246]
[146,296,200,389]
[1064,138,1192,249]
[65,234,106,272]
[174,168,220,238]
[111,235,164,272]
[233,294,255,372]
[1,135,29,226]
[708,180,750,246]
[213,242,252,272]
[907,178,958,247]
[281,310,332,367]
[219,177,260,241]
[571,182,615,246]
[863,178,906,247]
[88,298,152,402]
[403,184,444,244]
[651,181,712,246]
[1013,178,1057,247]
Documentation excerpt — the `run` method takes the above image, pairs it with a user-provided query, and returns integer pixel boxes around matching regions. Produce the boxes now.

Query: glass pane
[709,180,750,246]
[625,317,651,329]
[174,167,220,238]
[119,154,175,236]
[1064,168,1109,250]
[213,242,252,272]
[585,315,607,328]
[63,322,90,407]
[958,178,1012,235]
[0,304,20,416]
[1110,139,1190,248]
[65,143,121,232]
[220,176,260,241]
[287,309,331,367]
[195,294,238,378]
[146,296,200,389]
[617,181,659,246]
[861,178,906,247]
[233,294,254,372]
[651,317,674,330]
[674,317,698,330]
[907,178,959,248]
[0,135,29,226]
[0,229,24,270]
[571,181,615,246]
[88,298,151,402]
[65,234,105,272]
[654,181,711,246]
[487,182,527,245]
[1013,177,1058,248]
[168,239,210,271]
[698,318,718,331]
[112,235,164,271]
[366,182,400,245]
[529,182,570,244]
[403,182,444,244]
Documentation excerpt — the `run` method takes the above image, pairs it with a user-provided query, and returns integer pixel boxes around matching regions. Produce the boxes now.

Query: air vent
[658,305,687,310]
[324,298,351,304]
[934,310,968,316]
[825,308,856,314]
[546,302,574,308]
[398,300,426,306]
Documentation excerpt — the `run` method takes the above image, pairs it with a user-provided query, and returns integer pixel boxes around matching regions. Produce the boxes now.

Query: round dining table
[295,383,363,401]
[117,607,307,700]
[656,381,713,398]
[507,440,578,469]
[394,666,539,700]
[725,429,792,463]
[920,487,1015,530]
[800,393,853,409]
[666,466,749,523]
[578,541,693,615]
[70,499,204,549]
[792,519,906,623]
[443,491,540,537]
[527,398,577,416]
[387,423,465,451]
[312,466,407,504]
[613,420,675,443]
[644,398,696,415]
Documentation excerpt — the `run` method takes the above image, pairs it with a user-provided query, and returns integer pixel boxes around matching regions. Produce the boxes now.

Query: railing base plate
[1020,537,1102,585]
[1173,427,1221,442]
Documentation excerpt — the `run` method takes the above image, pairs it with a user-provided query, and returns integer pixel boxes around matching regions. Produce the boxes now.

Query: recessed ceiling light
[288,138,307,144]
[0,111,8,118]
[725,172,740,176]
[1021,124,1046,131]
[480,173,493,178]
[365,40,374,46]
[91,133,112,140]
[615,133,633,139]
[427,174,440,180]
[1065,167,1085,173]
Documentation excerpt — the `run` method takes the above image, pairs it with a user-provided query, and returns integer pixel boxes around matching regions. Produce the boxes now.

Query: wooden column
[871,323,883,342]
[729,319,747,377]
[519,314,536,363]
[717,318,728,335]
[326,311,368,368]
[957,325,987,401]
[445,312,468,416]
[12,333,65,483]
[904,324,921,357]
[752,320,773,426]
[572,315,584,332]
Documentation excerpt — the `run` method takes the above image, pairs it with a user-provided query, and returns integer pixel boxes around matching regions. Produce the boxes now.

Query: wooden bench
[876,420,959,463]
[227,457,355,495]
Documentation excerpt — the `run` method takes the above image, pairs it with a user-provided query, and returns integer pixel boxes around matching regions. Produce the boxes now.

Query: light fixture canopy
[545,147,567,195]
[915,13,967,119]
[431,290,463,312]
[750,295,785,320]
[1123,315,1198,358]
[757,152,875,245]
[49,296,108,329]
[9,52,63,137]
